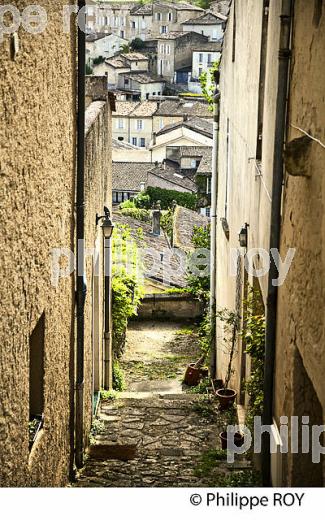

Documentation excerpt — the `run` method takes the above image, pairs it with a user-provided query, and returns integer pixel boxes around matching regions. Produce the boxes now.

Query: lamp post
[96,207,114,390]
[238,223,249,248]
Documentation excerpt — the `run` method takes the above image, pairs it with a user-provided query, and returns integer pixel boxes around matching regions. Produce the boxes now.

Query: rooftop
[112,139,140,150]
[123,72,166,84]
[173,206,210,253]
[130,3,153,15]
[105,57,128,69]
[155,99,212,118]
[86,32,112,42]
[113,210,187,288]
[131,101,158,117]
[148,162,197,193]
[156,116,213,139]
[157,31,207,40]
[112,162,152,191]
[155,2,203,11]
[182,11,225,25]
[120,52,149,61]
[114,101,139,116]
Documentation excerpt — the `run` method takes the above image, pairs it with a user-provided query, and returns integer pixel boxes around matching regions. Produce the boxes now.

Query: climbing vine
[112,224,144,358]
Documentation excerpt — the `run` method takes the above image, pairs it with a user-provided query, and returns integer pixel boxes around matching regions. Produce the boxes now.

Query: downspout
[209,70,220,378]
[75,0,86,470]
[262,0,293,486]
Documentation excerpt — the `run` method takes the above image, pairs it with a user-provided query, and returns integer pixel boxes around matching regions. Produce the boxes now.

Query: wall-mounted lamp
[239,223,249,248]
[96,206,115,239]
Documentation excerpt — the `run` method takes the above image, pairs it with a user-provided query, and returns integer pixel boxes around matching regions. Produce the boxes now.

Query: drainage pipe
[262,0,293,486]
[75,0,86,470]
[209,70,220,378]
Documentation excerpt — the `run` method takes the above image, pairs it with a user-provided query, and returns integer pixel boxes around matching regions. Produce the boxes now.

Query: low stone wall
[135,293,204,321]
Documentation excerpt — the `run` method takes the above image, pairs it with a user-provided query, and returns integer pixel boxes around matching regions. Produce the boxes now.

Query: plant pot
[184,363,201,386]
[219,431,244,450]
[215,388,237,409]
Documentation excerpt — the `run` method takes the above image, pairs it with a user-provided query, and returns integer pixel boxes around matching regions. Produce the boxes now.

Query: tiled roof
[182,11,225,24]
[130,3,153,15]
[113,210,187,288]
[112,162,152,191]
[157,31,194,40]
[155,99,212,118]
[105,57,128,69]
[196,148,213,174]
[114,101,139,116]
[155,2,203,11]
[124,72,166,84]
[130,101,158,117]
[120,52,149,61]
[156,116,213,139]
[86,32,112,42]
[148,163,198,193]
[173,206,210,252]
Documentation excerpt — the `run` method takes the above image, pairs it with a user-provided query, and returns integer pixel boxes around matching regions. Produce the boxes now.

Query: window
[207,54,212,65]
[120,30,125,38]
[168,12,172,21]
[199,53,203,62]
[207,177,212,194]
[29,313,45,450]
[118,136,124,141]
[198,67,203,77]
[140,138,146,147]
[118,118,124,129]
[132,137,137,146]
[160,25,167,34]
[166,44,170,55]
[124,78,129,86]
[157,12,161,21]
[136,119,143,130]
[131,21,136,29]
[205,207,211,218]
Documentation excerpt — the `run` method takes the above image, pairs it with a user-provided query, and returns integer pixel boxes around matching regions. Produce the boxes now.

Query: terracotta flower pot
[219,431,244,450]
[215,388,237,409]
[184,363,201,386]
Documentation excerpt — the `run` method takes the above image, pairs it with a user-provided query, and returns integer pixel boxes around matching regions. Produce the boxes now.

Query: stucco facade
[274,0,325,487]
[215,0,325,487]
[0,8,114,486]
[0,1,77,487]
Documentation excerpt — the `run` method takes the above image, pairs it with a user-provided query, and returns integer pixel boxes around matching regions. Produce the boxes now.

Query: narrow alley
[74,322,251,487]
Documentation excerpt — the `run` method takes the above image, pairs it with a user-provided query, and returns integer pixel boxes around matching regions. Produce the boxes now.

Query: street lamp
[96,207,115,390]
[239,223,249,248]
[96,206,115,239]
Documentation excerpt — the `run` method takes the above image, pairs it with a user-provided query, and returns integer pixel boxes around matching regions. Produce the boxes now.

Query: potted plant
[214,308,240,409]
[184,354,206,386]
[219,430,244,450]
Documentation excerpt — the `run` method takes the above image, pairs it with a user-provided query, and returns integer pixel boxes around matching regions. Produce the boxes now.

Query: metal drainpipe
[262,0,293,486]
[75,0,86,470]
[209,70,220,378]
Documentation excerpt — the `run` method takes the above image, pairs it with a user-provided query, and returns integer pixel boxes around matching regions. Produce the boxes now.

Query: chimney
[152,201,161,236]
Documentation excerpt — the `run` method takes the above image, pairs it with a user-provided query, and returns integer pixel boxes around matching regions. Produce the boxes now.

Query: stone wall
[136,294,204,321]
[0,1,77,487]
[274,0,325,486]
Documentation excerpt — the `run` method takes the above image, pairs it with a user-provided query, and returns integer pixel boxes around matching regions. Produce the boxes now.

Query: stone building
[214,0,325,487]
[157,31,208,82]
[0,4,114,487]
[181,11,226,41]
[151,2,204,37]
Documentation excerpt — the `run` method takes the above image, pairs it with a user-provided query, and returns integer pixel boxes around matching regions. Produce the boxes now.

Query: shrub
[120,207,151,222]
[112,225,144,357]
[146,186,197,210]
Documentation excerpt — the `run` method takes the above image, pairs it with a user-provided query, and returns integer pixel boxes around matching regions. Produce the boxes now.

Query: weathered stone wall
[136,294,204,321]
[274,0,325,486]
[0,1,77,487]
[83,96,113,441]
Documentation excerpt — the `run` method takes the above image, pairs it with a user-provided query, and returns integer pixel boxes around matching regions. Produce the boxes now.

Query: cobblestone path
[74,322,250,487]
